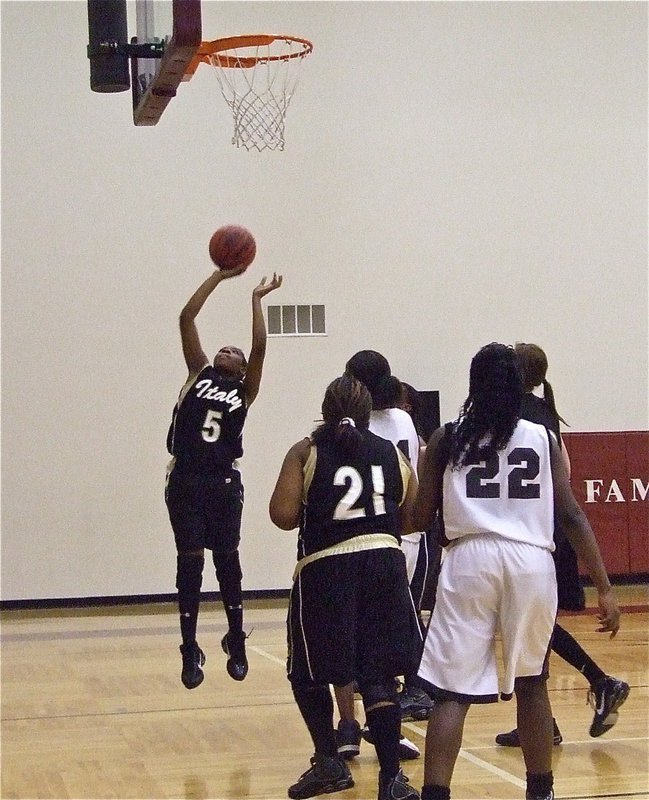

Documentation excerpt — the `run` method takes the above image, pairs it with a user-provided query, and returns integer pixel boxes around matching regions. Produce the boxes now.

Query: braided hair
[514,342,568,426]
[345,350,402,409]
[449,343,523,469]
[311,375,371,459]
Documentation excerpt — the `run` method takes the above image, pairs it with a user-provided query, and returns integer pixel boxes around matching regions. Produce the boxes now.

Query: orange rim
[185,34,313,76]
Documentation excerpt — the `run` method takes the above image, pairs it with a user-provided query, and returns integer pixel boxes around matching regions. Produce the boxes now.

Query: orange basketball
[209,225,256,270]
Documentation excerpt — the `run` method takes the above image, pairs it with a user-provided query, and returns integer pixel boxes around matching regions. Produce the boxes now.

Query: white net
[207,36,312,152]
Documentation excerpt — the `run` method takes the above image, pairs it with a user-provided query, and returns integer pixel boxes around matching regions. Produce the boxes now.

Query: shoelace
[586,686,601,712]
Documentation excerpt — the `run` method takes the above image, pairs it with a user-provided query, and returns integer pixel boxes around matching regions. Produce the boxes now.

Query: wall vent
[267,304,326,336]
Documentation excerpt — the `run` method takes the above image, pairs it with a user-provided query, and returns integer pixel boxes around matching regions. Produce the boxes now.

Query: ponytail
[310,375,371,458]
[542,379,569,427]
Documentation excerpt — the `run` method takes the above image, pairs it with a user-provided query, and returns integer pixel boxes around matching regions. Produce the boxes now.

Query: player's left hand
[253,273,283,298]
[596,588,621,638]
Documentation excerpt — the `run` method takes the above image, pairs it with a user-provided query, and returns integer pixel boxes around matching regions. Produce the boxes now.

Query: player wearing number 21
[412,342,621,800]
[269,374,423,800]
[165,265,282,691]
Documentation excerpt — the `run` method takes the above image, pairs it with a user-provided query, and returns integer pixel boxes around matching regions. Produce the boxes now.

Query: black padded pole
[87,0,130,92]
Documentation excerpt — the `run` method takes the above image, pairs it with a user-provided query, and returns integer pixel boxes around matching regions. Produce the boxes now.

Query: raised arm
[179,266,246,375]
[269,438,309,530]
[550,436,620,637]
[243,273,283,406]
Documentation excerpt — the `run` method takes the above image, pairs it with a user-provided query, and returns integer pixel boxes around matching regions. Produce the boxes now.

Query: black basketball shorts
[165,466,243,553]
[287,547,421,688]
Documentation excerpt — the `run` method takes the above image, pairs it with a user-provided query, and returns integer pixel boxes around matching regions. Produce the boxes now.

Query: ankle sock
[526,771,553,798]
[422,785,451,800]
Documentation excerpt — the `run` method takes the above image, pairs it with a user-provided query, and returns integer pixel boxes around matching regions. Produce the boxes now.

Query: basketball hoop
[185,34,313,151]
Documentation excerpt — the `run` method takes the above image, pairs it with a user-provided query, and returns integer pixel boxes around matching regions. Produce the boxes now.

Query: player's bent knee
[212,548,243,582]
[176,551,204,595]
[291,683,334,718]
[514,674,548,695]
[291,680,329,695]
[359,680,398,712]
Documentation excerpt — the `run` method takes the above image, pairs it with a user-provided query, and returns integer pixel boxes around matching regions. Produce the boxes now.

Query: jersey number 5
[333,466,387,520]
[466,447,541,499]
[201,409,222,442]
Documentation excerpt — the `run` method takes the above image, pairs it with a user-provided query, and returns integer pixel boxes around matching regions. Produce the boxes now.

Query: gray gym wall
[1,1,647,601]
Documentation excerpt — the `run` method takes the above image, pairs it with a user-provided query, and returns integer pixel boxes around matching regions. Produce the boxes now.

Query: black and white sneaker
[397,735,420,761]
[179,642,205,689]
[398,683,434,722]
[588,675,630,737]
[495,718,563,747]
[288,754,354,799]
[336,719,362,760]
[378,769,421,800]
[221,630,249,681]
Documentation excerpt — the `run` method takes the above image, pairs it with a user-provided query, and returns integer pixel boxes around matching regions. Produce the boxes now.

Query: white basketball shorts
[417,533,557,702]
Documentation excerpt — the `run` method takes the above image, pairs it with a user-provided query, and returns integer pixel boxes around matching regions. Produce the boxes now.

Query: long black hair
[449,343,523,469]
[345,350,402,409]
[310,375,371,459]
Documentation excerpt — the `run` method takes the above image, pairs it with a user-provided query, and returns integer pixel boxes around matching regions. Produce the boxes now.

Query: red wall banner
[563,431,649,577]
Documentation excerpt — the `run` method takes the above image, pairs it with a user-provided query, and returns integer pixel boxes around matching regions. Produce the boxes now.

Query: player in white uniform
[412,343,621,800]
[369,405,422,581]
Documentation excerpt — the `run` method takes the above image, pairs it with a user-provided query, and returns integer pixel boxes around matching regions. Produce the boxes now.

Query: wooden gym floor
[1,585,647,800]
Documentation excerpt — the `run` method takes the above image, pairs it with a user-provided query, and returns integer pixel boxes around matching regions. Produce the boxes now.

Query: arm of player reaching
[179,266,247,375]
[550,436,621,637]
[243,273,283,406]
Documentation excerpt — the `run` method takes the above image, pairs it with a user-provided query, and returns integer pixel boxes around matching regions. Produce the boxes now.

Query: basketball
[209,225,256,270]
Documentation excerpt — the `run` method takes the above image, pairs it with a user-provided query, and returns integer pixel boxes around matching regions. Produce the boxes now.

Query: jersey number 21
[333,466,387,519]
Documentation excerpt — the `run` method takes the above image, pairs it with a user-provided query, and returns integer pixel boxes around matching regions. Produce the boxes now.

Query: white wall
[1,1,647,601]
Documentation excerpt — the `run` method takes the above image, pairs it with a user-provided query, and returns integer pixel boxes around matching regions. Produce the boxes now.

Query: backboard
[131,0,201,125]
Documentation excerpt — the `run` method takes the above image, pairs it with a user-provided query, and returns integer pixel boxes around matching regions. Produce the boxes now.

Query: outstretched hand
[597,588,621,638]
[253,272,283,298]
[216,264,248,280]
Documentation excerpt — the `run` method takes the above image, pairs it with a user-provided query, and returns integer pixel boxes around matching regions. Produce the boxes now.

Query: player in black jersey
[166,265,282,689]
[269,375,422,800]
[333,351,431,763]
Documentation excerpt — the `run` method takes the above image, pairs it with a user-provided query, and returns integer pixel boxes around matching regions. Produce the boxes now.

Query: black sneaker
[221,630,249,681]
[288,754,354,799]
[525,791,554,800]
[588,676,630,737]
[361,726,420,760]
[495,718,562,747]
[378,769,421,800]
[179,642,205,689]
[398,683,434,722]
[336,719,362,760]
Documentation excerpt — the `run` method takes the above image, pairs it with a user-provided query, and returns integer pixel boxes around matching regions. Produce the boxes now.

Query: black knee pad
[212,549,243,601]
[292,683,333,719]
[360,680,399,711]
[176,551,204,598]
[291,681,330,700]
